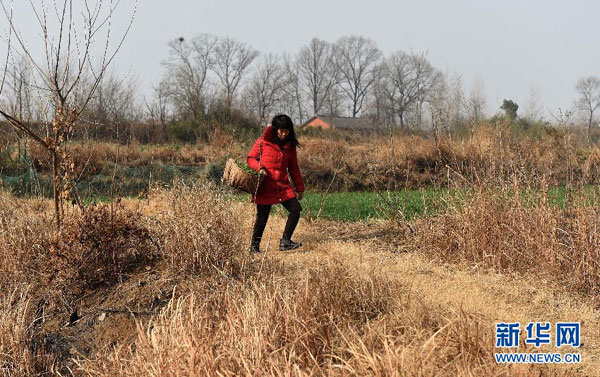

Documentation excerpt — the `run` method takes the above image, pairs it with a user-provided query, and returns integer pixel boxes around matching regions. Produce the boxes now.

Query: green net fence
[1,145,207,199]
[0,144,51,196]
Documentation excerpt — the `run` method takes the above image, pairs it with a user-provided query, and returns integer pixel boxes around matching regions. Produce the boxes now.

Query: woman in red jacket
[247,114,305,252]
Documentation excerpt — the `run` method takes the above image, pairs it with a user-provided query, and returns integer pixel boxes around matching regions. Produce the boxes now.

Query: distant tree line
[2,32,600,144]
[146,33,467,137]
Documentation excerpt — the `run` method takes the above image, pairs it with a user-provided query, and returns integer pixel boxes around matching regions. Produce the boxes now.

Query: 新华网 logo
[494,322,581,364]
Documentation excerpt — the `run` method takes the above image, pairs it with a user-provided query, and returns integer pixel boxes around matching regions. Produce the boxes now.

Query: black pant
[251,198,302,245]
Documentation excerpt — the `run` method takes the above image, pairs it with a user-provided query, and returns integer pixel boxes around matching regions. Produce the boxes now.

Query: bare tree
[161,34,217,120]
[575,76,600,142]
[324,81,345,117]
[297,37,339,116]
[368,63,391,127]
[427,70,466,135]
[0,56,34,154]
[334,35,381,118]
[145,80,171,139]
[466,75,486,121]
[82,71,138,140]
[244,54,288,123]
[523,84,543,122]
[0,0,136,227]
[279,54,306,123]
[212,36,258,109]
[413,53,440,129]
[448,73,466,131]
[416,71,444,130]
[4,56,33,123]
[428,72,450,136]
[381,51,438,129]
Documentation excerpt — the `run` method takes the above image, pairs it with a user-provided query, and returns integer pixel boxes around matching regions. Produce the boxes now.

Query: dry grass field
[0,178,598,376]
[6,121,600,194]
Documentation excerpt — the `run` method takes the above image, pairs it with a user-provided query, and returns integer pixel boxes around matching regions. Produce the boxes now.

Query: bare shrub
[51,204,159,296]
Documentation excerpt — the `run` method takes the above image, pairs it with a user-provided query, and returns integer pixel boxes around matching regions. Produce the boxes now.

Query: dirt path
[238,202,600,375]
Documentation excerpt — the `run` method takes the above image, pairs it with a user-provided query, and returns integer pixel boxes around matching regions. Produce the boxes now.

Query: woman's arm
[247,137,263,172]
[288,147,305,194]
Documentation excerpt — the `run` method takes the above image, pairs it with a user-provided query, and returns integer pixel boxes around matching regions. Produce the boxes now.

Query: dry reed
[418,185,600,295]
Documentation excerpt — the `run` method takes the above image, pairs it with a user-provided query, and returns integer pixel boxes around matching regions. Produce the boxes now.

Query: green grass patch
[301,190,444,222]
[547,185,600,208]
[484,185,600,210]
[231,189,451,222]
[230,185,600,222]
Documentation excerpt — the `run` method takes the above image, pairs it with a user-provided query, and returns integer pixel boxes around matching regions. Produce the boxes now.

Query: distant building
[301,115,378,132]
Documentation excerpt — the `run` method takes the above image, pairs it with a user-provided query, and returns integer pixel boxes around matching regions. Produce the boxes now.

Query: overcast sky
[4,0,600,120]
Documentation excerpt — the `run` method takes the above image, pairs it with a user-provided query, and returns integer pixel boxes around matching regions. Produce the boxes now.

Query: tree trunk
[52,148,60,228]
[588,113,593,144]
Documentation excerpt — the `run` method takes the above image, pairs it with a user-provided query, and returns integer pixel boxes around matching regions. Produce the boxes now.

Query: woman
[247,114,305,253]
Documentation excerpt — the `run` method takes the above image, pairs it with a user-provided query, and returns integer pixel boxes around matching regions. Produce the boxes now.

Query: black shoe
[279,238,302,251]
[249,243,261,254]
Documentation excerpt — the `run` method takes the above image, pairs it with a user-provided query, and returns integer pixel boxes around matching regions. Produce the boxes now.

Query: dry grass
[281,122,600,191]
[73,256,580,377]
[0,288,39,376]
[28,141,209,177]
[0,286,67,376]
[74,261,397,376]
[11,120,600,192]
[0,193,53,291]
[148,182,247,277]
[418,185,600,295]
[0,179,597,376]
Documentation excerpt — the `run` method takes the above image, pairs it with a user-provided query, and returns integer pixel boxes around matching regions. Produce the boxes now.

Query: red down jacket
[247,126,305,205]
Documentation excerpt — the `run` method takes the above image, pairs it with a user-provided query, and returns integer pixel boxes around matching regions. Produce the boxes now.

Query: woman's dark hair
[271,114,300,147]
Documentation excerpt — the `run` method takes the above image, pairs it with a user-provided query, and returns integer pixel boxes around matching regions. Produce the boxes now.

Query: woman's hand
[297,191,304,200]
[259,167,268,176]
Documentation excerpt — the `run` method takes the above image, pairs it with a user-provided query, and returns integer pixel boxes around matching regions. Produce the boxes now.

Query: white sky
[3,0,600,119]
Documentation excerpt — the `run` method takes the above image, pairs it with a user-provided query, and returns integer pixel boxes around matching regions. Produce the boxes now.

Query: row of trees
[149,33,600,135]
[149,34,455,130]
[3,30,600,142]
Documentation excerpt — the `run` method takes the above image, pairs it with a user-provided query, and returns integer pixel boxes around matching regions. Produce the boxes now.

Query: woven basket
[222,158,264,194]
